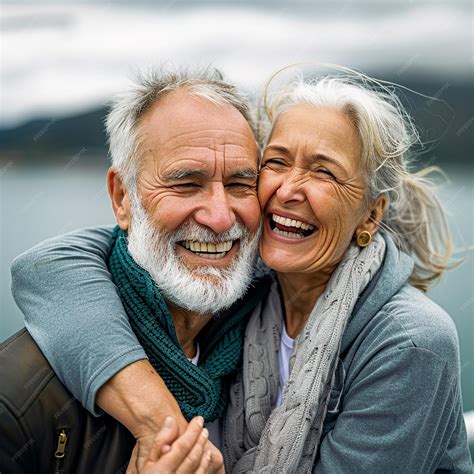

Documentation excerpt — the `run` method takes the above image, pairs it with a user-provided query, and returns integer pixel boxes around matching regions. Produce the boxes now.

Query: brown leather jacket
[0,329,134,473]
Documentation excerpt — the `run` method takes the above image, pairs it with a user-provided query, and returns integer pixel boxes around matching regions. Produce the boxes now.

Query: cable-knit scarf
[107,226,270,423]
[223,233,386,472]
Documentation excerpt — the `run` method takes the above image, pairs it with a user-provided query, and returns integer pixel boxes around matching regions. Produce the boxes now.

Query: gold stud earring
[356,230,372,247]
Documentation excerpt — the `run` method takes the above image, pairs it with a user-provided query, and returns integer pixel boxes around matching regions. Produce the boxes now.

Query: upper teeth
[272,214,315,231]
[182,241,233,253]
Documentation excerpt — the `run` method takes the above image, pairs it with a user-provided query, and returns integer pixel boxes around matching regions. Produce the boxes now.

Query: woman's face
[258,103,373,275]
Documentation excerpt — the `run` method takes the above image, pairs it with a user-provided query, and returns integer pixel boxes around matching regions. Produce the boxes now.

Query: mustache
[169,220,251,244]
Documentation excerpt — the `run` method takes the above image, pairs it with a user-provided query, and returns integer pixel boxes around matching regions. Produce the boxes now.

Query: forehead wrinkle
[154,141,254,166]
[137,126,252,162]
[264,143,289,155]
[222,137,257,177]
[158,127,252,146]
[211,137,218,177]
[159,156,214,176]
[165,162,257,184]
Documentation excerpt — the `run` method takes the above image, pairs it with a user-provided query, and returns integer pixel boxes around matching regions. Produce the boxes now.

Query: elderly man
[0,67,270,472]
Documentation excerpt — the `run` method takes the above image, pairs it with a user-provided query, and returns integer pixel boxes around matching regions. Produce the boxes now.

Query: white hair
[106,65,254,192]
[261,73,454,290]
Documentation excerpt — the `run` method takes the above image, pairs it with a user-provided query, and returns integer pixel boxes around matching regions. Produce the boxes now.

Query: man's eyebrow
[162,169,208,181]
[229,168,258,180]
[162,168,258,181]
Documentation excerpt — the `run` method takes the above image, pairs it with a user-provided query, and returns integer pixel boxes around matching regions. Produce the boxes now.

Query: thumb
[148,416,180,462]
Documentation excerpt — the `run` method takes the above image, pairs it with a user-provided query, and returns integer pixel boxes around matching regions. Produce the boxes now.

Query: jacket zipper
[54,429,68,474]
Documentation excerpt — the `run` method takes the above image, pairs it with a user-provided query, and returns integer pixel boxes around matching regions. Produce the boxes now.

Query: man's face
[135,90,261,268]
[125,90,261,314]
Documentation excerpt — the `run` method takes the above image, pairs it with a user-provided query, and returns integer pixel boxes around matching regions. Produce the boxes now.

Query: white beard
[127,191,261,315]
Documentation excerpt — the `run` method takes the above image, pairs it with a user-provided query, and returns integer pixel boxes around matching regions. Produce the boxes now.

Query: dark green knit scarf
[107,226,269,422]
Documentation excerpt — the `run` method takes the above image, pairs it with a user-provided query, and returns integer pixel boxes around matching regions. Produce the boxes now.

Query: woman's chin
[259,228,318,273]
[260,245,304,274]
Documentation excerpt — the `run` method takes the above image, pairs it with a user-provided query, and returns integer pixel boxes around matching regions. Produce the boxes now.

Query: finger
[195,450,212,474]
[126,444,138,474]
[154,416,204,469]
[205,442,224,474]
[175,426,209,473]
[147,416,180,462]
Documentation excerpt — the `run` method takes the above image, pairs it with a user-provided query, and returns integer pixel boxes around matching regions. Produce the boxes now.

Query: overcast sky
[1,1,471,127]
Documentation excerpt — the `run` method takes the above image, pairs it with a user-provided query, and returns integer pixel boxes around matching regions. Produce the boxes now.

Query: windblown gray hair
[261,73,454,290]
[106,66,254,192]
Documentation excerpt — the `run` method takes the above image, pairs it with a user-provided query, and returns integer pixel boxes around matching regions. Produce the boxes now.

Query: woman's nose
[275,170,306,205]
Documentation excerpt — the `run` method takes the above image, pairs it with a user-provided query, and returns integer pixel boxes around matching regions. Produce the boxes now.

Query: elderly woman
[11,72,471,472]
[220,76,471,472]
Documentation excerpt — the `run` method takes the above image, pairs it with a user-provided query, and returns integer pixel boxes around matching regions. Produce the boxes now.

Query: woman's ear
[107,167,131,231]
[356,193,388,236]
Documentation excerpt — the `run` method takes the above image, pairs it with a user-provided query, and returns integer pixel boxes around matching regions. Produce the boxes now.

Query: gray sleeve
[315,346,472,473]
[10,227,147,416]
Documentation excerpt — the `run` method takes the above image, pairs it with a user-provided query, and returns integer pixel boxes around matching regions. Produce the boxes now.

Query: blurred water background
[1,0,473,454]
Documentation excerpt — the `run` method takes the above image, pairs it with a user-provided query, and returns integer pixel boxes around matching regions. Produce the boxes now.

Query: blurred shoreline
[1,73,472,167]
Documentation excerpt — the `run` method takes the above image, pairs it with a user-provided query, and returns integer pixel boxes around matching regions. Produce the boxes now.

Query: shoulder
[0,329,60,416]
[382,285,459,363]
[11,225,115,270]
[349,285,460,377]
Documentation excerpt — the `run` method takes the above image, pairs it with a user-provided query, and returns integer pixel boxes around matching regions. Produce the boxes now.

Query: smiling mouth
[269,213,317,240]
[178,240,236,259]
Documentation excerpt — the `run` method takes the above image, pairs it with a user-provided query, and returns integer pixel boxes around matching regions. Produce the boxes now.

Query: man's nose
[193,183,236,234]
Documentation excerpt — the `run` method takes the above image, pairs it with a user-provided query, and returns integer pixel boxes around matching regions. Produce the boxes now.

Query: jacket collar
[340,233,414,355]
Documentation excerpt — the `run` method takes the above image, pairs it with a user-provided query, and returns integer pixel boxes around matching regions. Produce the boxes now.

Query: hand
[129,419,224,474]
[126,417,214,474]
[96,361,224,472]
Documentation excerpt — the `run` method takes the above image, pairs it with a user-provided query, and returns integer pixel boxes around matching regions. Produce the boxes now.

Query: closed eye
[172,182,201,189]
[262,158,287,168]
[226,182,256,190]
[316,167,335,179]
